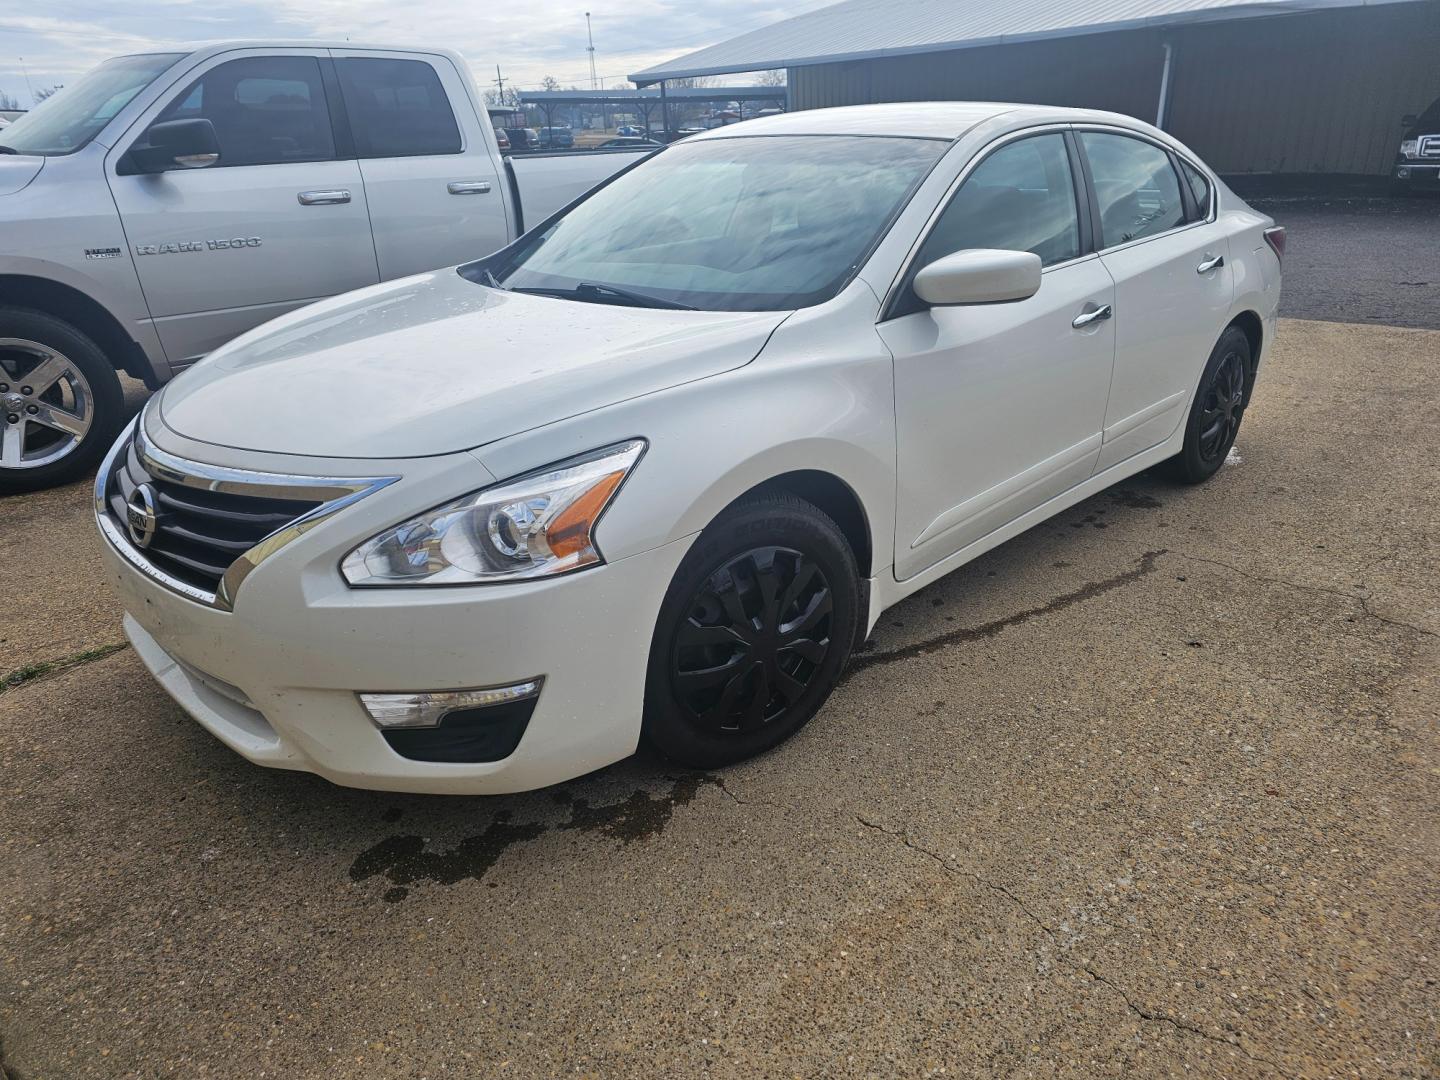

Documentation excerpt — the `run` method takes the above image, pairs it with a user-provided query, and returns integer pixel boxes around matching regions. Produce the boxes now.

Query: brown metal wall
[788,2,1440,176]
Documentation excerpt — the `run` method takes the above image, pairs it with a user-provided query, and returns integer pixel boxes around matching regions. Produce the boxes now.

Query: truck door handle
[447,181,492,195]
[1196,254,1225,273]
[1072,303,1112,328]
[297,189,351,205]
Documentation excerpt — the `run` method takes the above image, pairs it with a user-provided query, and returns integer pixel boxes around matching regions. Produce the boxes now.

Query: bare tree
[756,69,786,87]
[34,85,61,104]
[669,75,717,89]
[540,75,561,93]
[0,90,21,110]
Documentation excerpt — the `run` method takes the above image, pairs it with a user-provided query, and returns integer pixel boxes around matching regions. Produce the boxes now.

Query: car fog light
[1396,167,1411,179]
[359,679,542,729]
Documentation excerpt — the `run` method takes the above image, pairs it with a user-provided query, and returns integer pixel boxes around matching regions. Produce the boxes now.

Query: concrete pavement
[1,319,1436,1079]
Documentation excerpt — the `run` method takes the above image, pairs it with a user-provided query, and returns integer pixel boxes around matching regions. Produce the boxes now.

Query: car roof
[690,101,1143,142]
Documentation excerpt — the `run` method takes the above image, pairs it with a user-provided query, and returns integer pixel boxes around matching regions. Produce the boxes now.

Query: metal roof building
[632,0,1440,179]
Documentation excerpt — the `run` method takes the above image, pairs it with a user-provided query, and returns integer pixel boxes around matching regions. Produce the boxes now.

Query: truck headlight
[341,440,645,586]
[1400,139,1420,160]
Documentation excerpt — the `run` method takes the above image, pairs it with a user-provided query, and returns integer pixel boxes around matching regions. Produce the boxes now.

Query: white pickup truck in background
[0,42,655,491]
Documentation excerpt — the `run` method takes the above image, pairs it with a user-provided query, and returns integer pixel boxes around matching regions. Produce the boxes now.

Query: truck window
[335,58,462,158]
[155,56,335,167]
[0,52,184,156]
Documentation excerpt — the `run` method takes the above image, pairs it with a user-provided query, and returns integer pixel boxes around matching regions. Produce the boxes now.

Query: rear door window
[156,56,335,167]
[1178,159,1211,220]
[335,58,462,158]
[1080,132,1186,247]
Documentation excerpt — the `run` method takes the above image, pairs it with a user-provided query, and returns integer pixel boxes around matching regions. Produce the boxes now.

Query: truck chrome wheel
[0,339,94,470]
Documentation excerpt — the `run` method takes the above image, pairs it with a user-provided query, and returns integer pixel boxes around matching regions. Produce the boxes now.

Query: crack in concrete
[0,641,130,697]
[854,814,1290,1075]
[843,550,1166,681]
[1171,550,1436,638]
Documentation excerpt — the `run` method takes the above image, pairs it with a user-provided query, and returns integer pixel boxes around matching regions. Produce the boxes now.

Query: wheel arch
[718,469,874,579]
[1226,309,1264,402]
[0,274,157,388]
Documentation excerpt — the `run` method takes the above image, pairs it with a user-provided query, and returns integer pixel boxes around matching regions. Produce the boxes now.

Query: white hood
[158,269,788,459]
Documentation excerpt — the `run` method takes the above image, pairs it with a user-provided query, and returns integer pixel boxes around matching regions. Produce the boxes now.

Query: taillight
[1264,226,1286,262]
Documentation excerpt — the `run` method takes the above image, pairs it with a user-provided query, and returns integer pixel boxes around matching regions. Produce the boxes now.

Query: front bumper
[1394,162,1440,184]
[97,425,692,795]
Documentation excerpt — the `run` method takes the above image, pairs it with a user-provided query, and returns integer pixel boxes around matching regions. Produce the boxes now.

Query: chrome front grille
[1421,135,1440,159]
[105,437,322,593]
[96,417,397,610]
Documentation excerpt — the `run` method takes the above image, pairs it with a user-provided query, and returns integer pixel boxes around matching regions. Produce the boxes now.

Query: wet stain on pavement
[350,812,548,902]
[843,550,1166,681]
[1110,488,1163,510]
[350,775,719,901]
[556,774,718,844]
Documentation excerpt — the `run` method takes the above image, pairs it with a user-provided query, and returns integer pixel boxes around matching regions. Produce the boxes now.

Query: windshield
[479,135,946,312]
[0,53,184,156]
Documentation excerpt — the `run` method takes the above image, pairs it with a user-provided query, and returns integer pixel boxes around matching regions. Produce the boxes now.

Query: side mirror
[1401,114,1418,128]
[125,118,221,174]
[914,248,1042,306]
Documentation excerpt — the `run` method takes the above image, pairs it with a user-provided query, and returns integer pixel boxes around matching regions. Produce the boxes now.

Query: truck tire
[0,307,125,496]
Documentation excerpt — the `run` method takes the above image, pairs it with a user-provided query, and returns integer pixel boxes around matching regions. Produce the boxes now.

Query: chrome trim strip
[95,417,399,611]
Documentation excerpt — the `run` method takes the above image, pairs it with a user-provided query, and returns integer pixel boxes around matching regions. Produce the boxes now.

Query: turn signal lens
[341,440,645,586]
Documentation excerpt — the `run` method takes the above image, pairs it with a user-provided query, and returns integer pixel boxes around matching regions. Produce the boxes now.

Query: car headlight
[341,440,645,586]
[1400,139,1420,160]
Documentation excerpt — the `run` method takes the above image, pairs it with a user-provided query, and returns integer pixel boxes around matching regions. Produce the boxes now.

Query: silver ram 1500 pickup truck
[0,42,654,492]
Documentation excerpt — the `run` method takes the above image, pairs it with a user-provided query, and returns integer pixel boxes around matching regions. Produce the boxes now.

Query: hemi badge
[85,247,123,260]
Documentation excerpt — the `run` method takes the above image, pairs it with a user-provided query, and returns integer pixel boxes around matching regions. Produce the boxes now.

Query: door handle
[447,180,493,195]
[1196,254,1225,273]
[297,189,351,205]
[1072,303,1113,329]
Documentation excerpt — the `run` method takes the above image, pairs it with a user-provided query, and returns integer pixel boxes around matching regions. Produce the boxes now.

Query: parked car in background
[505,127,541,151]
[0,117,9,130]
[95,103,1282,795]
[616,124,643,137]
[596,136,662,149]
[1394,95,1440,192]
[537,126,574,149]
[0,44,656,492]
[493,125,510,151]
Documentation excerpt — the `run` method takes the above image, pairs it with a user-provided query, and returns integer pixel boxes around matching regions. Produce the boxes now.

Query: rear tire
[1162,325,1252,486]
[0,307,124,495]
[642,492,859,769]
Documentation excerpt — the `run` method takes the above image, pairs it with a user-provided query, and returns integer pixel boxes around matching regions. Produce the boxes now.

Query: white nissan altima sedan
[96,102,1283,794]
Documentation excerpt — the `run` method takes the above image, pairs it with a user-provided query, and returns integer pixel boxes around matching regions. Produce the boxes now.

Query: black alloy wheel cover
[671,546,834,734]
[1198,349,1246,463]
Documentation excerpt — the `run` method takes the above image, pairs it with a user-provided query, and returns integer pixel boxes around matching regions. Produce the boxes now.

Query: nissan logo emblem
[125,483,159,549]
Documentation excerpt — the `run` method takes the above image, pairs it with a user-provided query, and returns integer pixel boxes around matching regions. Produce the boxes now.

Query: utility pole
[585,12,598,90]
[493,65,507,106]
[18,56,35,103]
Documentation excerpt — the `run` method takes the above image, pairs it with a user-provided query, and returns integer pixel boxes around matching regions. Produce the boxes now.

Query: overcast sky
[0,1,830,108]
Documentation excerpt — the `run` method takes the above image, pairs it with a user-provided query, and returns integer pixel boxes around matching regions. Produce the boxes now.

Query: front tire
[642,492,860,769]
[0,307,124,495]
[1163,325,1252,485]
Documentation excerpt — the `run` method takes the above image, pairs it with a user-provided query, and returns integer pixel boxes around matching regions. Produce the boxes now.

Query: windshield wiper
[511,281,694,311]
[0,146,18,155]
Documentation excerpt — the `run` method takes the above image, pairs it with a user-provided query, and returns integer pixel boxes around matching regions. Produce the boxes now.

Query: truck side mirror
[123,119,221,175]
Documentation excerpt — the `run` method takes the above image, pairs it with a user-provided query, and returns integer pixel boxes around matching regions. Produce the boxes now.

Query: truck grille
[104,438,322,594]
[96,420,396,610]
[1421,135,1440,159]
